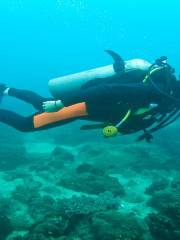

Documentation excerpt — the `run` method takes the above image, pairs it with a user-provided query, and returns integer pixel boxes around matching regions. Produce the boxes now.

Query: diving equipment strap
[116,109,131,128]
[143,67,164,83]
[142,59,180,105]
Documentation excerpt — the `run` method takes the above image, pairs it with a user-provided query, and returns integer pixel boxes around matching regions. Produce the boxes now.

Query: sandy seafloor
[0,121,180,240]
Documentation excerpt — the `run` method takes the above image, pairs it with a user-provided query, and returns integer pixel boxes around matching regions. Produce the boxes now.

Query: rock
[78,144,132,174]
[76,163,104,175]
[147,188,180,239]
[59,172,125,196]
[147,213,180,240]
[33,216,68,238]
[21,233,48,240]
[49,146,75,168]
[0,144,28,170]
[92,211,146,240]
[0,196,12,215]
[28,195,56,221]
[129,145,171,172]
[145,178,169,195]
[56,192,120,218]
[0,213,13,240]
[10,213,34,231]
[11,184,41,204]
[171,175,180,189]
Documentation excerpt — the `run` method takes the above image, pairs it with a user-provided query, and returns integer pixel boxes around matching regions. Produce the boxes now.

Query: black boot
[0,84,7,102]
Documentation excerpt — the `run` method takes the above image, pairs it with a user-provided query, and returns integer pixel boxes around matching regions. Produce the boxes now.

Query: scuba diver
[0,50,180,142]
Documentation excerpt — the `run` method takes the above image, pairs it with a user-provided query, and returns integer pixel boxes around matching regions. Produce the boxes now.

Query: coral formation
[1,124,180,240]
[0,144,28,170]
[56,192,120,218]
[50,146,75,168]
[92,211,146,240]
[147,184,180,239]
[59,171,125,196]
[145,178,169,195]
[0,213,13,240]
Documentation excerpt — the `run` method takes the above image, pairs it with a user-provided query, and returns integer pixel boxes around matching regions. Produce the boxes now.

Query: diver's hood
[49,50,151,99]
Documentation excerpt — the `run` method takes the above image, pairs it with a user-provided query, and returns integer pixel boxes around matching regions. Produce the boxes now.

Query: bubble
[56,0,86,12]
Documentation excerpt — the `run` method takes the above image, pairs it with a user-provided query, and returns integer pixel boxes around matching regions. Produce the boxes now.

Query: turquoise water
[0,1,180,240]
[1,0,180,91]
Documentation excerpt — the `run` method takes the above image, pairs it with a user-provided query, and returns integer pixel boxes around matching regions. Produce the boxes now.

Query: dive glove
[42,100,64,112]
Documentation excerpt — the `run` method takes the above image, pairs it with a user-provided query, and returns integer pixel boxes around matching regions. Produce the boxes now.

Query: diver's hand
[42,100,64,112]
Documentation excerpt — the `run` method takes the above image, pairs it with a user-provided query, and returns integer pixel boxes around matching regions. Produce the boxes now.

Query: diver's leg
[0,109,35,132]
[8,88,52,111]
[0,102,88,132]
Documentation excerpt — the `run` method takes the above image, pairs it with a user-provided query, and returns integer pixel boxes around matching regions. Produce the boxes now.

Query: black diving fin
[81,50,125,90]
[105,50,125,74]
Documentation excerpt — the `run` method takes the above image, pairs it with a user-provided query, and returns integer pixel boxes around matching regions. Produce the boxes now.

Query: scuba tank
[48,50,151,99]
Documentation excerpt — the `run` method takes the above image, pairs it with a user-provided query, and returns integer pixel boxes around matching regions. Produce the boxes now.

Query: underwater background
[0,0,180,239]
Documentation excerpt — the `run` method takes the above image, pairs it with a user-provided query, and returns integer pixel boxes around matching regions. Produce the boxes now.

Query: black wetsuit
[63,68,172,124]
[0,88,50,131]
[0,70,177,132]
[65,83,164,119]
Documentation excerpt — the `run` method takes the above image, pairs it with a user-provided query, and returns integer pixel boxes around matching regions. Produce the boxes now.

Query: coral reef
[49,146,75,168]
[1,123,180,240]
[145,177,169,195]
[171,174,180,188]
[92,211,146,240]
[59,171,125,196]
[147,185,180,239]
[76,163,104,176]
[0,213,13,240]
[0,144,28,171]
[147,213,180,240]
[11,183,41,205]
[56,192,120,218]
